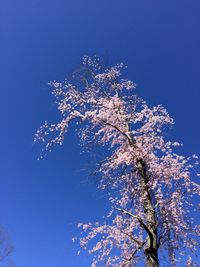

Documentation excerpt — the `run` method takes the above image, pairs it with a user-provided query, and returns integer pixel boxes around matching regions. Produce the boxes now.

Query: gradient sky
[1,0,200,266]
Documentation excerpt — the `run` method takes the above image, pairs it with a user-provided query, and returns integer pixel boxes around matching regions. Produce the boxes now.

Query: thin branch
[119,229,142,246]
[101,119,134,145]
[115,207,153,246]
[118,240,147,267]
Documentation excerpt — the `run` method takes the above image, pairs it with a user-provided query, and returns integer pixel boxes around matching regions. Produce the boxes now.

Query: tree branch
[101,119,135,146]
[118,240,147,267]
[119,229,143,246]
[115,207,154,247]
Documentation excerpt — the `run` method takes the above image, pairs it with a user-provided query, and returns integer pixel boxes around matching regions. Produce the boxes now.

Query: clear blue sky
[1,0,200,266]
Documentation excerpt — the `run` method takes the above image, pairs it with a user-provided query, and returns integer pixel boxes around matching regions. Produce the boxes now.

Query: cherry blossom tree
[0,225,13,267]
[35,56,200,266]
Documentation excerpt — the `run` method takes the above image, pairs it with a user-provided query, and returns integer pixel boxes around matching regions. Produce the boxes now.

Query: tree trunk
[145,234,159,267]
[145,196,159,267]
[137,158,159,267]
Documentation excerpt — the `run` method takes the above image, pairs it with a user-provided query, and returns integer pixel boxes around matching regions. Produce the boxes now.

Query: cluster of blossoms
[35,56,200,266]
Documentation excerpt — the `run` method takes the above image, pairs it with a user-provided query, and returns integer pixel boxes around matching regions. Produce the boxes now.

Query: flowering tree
[35,56,200,266]
[0,225,13,267]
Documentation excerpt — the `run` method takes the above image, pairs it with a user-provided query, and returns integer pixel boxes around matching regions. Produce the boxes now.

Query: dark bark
[137,158,159,267]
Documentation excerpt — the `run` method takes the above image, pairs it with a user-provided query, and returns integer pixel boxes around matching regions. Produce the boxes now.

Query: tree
[35,56,200,266]
[0,225,13,267]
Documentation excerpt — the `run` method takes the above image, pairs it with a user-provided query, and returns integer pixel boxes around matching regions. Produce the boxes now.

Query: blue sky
[1,0,200,266]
